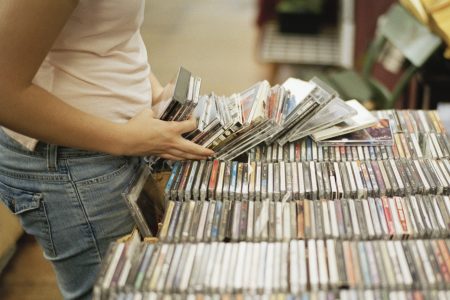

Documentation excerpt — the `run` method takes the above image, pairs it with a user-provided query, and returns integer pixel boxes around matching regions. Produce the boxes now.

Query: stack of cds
[186,80,276,160]
[156,68,447,162]
[156,67,202,122]
[156,67,382,160]
[97,97,450,298]
[146,67,202,167]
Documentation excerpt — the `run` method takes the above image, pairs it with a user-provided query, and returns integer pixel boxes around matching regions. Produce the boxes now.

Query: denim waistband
[0,128,112,159]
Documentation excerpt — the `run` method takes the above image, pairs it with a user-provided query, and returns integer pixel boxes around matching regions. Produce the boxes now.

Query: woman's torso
[4,0,152,149]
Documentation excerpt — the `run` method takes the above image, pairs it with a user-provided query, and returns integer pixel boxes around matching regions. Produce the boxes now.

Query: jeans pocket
[0,180,56,257]
[73,156,131,186]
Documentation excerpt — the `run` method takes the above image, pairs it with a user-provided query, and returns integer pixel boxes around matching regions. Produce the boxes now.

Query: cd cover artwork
[318,119,393,146]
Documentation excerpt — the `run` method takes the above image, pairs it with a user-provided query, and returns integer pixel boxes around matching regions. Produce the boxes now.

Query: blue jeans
[0,129,140,300]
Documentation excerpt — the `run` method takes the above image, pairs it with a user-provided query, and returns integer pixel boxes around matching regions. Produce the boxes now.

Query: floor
[143,0,270,95]
[0,235,62,300]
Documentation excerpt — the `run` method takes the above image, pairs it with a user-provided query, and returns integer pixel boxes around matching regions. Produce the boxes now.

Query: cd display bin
[94,109,450,300]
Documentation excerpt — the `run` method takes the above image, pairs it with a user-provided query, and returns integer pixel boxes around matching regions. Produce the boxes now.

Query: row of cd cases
[95,289,449,300]
[94,238,450,299]
[158,195,450,243]
[248,108,449,163]
[373,110,446,135]
[249,131,449,163]
[164,159,450,203]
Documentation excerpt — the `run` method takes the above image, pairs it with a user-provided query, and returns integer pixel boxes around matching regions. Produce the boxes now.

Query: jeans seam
[41,198,57,257]
[0,168,69,181]
[65,161,103,262]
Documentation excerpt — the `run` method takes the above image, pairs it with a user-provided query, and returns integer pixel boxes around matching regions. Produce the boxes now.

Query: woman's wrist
[103,123,135,156]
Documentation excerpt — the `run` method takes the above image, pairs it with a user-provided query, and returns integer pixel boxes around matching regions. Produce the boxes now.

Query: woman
[0,1,213,299]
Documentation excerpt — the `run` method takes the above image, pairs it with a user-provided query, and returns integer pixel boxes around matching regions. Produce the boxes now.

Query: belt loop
[47,144,58,172]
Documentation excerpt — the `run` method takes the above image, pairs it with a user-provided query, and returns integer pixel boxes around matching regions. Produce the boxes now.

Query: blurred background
[143,0,270,95]
[0,0,449,299]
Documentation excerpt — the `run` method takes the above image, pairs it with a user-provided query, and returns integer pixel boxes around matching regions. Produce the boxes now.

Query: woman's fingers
[172,136,214,157]
[159,148,209,161]
[173,117,197,134]
[159,153,184,161]
[166,148,209,161]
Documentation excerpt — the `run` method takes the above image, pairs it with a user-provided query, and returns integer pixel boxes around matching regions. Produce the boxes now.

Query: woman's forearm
[0,82,213,159]
[0,84,128,155]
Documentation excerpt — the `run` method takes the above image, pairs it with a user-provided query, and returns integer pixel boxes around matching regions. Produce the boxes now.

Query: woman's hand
[118,108,214,160]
